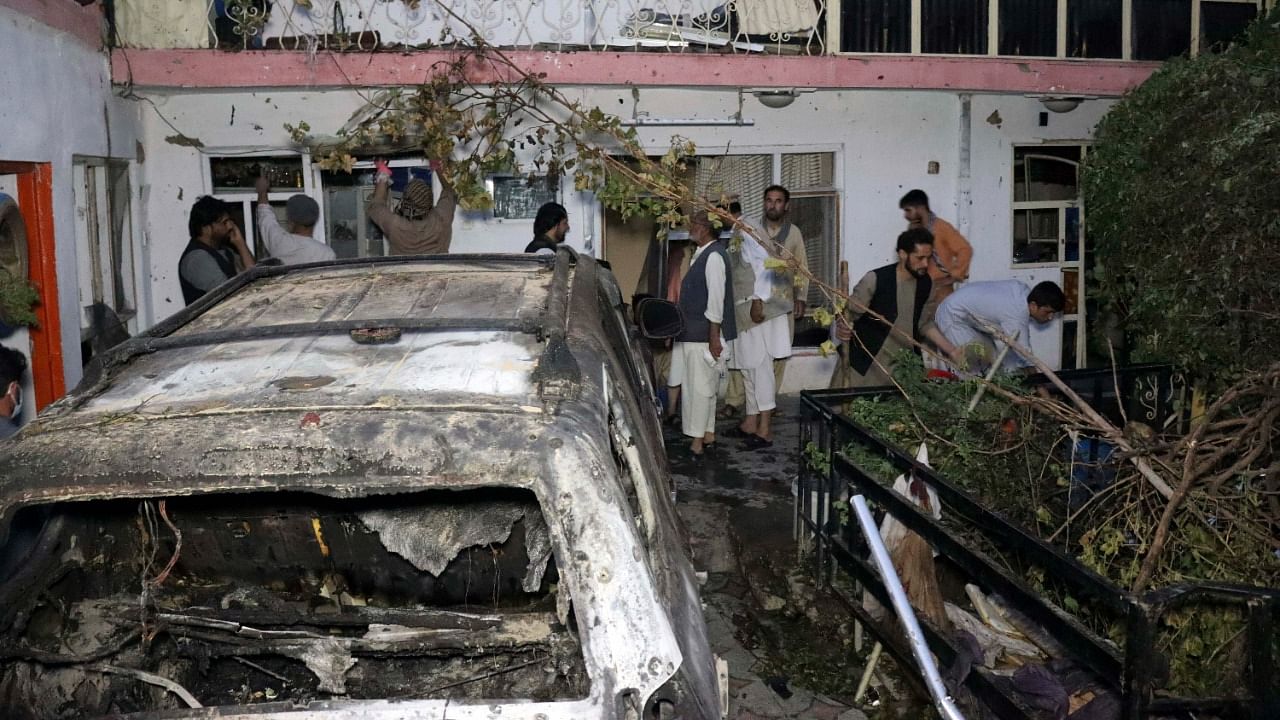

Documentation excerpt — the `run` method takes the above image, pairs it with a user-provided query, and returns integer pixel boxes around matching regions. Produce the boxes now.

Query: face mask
[8,385,21,421]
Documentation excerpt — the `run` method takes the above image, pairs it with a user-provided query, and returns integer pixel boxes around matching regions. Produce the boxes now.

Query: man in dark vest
[671,210,737,456]
[832,228,949,388]
[178,196,256,306]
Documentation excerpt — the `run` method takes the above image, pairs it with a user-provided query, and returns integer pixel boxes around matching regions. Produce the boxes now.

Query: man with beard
[832,228,949,388]
[178,196,256,306]
[900,189,972,304]
[730,185,807,447]
[526,202,570,254]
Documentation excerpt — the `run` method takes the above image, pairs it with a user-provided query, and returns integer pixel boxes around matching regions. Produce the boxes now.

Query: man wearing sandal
[671,211,737,457]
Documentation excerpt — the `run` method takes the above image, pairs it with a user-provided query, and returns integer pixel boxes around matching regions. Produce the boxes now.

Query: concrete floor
[666,397,872,720]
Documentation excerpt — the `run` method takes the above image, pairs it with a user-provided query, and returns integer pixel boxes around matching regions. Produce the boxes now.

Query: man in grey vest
[761,187,808,387]
[671,211,737,456]
[730,185,807,448]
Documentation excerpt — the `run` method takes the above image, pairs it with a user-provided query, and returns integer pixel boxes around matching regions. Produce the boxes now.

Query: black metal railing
[797,364,1279,720]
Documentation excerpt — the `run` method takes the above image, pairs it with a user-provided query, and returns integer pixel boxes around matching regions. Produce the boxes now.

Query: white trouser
[741,353,777,415]
[676,341,719,438]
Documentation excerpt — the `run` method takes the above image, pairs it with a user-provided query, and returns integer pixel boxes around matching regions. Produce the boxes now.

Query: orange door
[0,161,65,411]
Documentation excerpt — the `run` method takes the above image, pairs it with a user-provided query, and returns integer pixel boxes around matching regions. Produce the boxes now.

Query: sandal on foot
[742,435,774,451]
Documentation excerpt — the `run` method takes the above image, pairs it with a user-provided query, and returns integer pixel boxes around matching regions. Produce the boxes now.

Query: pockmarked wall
[133,84,1112,378]
[0,3,140,405]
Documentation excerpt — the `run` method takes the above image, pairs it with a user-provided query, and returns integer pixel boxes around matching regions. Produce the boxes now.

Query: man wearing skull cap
[254,176,336,265]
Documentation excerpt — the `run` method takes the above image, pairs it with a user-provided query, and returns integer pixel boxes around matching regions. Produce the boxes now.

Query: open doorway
[0,161,65,417]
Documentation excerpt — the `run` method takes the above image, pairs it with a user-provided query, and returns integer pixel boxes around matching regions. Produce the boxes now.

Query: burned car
[0,250,723,719]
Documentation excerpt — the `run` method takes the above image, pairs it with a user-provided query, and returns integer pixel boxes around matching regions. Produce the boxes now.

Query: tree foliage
[290,49,699,237]
[1084,9,1280,381]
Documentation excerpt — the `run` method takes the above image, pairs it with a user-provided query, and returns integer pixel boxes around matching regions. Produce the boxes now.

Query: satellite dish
[0,194,29,279]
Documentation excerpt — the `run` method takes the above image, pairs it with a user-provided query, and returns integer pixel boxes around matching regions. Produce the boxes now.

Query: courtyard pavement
[665,396,874,720]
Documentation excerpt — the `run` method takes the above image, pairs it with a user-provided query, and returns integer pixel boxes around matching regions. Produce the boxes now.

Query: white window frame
[1009,143,1089,368]
[72,157,143,345]
[203,150,318,253]
[327,157,430,259]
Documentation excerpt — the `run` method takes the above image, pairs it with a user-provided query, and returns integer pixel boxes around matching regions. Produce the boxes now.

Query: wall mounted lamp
[1038,96,1085,113]
[745,87,815,109]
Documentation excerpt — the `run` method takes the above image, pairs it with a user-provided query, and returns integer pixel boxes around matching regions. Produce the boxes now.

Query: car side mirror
[636,298,683,340]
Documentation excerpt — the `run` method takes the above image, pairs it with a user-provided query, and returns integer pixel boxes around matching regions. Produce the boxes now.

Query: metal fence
[796,364,1279,720]
[212,0,827,54]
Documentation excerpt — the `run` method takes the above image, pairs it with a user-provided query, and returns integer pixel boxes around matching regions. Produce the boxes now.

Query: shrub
[1084,9,1280,382]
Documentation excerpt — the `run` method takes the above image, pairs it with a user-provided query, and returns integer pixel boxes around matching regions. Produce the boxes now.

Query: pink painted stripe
[0,0,103,48]
[112,49,1158,97]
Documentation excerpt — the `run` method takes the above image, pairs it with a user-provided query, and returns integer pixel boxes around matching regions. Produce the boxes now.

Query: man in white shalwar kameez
[728,186,803,449]
[670,212,737,456]
[728,235,785,449]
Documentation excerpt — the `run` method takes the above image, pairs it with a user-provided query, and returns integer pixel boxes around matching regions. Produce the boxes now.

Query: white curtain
[114,0,211,48]
[736,0,820,35]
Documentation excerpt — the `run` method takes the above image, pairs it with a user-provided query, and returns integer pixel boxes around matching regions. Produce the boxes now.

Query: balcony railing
[212,0,828,55]
[110,0,1266,61]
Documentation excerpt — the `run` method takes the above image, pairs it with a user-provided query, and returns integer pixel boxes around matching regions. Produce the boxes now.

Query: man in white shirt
[671,211,737,457]
[254,176,336,265]
[933,279,1066,373]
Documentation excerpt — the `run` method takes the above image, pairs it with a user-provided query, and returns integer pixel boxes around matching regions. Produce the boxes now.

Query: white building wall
[133,85,1112,381]
[0,5,139,410]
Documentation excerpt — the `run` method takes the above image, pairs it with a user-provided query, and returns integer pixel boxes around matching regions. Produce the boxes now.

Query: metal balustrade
[795,365,1280,720]
[114,0,1268,60]
[215,0,828,54]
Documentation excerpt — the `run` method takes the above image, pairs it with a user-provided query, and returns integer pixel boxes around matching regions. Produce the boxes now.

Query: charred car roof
[0,250,715,719]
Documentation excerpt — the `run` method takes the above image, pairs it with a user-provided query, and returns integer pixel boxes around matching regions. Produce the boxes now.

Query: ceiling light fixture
[1039,96,1084,113]
[746,87,815,109]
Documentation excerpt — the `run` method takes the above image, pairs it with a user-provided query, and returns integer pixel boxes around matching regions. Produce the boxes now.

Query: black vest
[179,240,239,306]
[524,235,557,254]
[848,263,931,375]
[678,241,737,343]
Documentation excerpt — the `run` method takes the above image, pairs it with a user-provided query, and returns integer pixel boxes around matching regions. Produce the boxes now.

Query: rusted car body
[0,251,722,719]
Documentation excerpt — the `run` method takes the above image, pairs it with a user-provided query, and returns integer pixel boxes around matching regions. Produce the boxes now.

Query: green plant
[294,50,699,235]
[1084,8,1280,382]
[837,354,1279,695]
[0,270,38,327]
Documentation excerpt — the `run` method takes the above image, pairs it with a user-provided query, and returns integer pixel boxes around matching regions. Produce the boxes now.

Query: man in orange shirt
[900,189,972,303]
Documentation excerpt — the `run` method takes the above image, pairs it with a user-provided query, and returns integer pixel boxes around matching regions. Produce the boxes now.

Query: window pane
[1062,319,1079,369]
[923,0,988,53]
[1068,0,1122,58]
[492,176,556,220]
[782,152,835,189]
[842,0,912,52]
[788,192,840,345]
[106,162,135,316]
[1133,0,1191,60]
[787,193,838,308]
[1013,209,1061,264]
[1201,2,1257,53]
[1013,146,1081,202]
[1000,0,1058,56]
